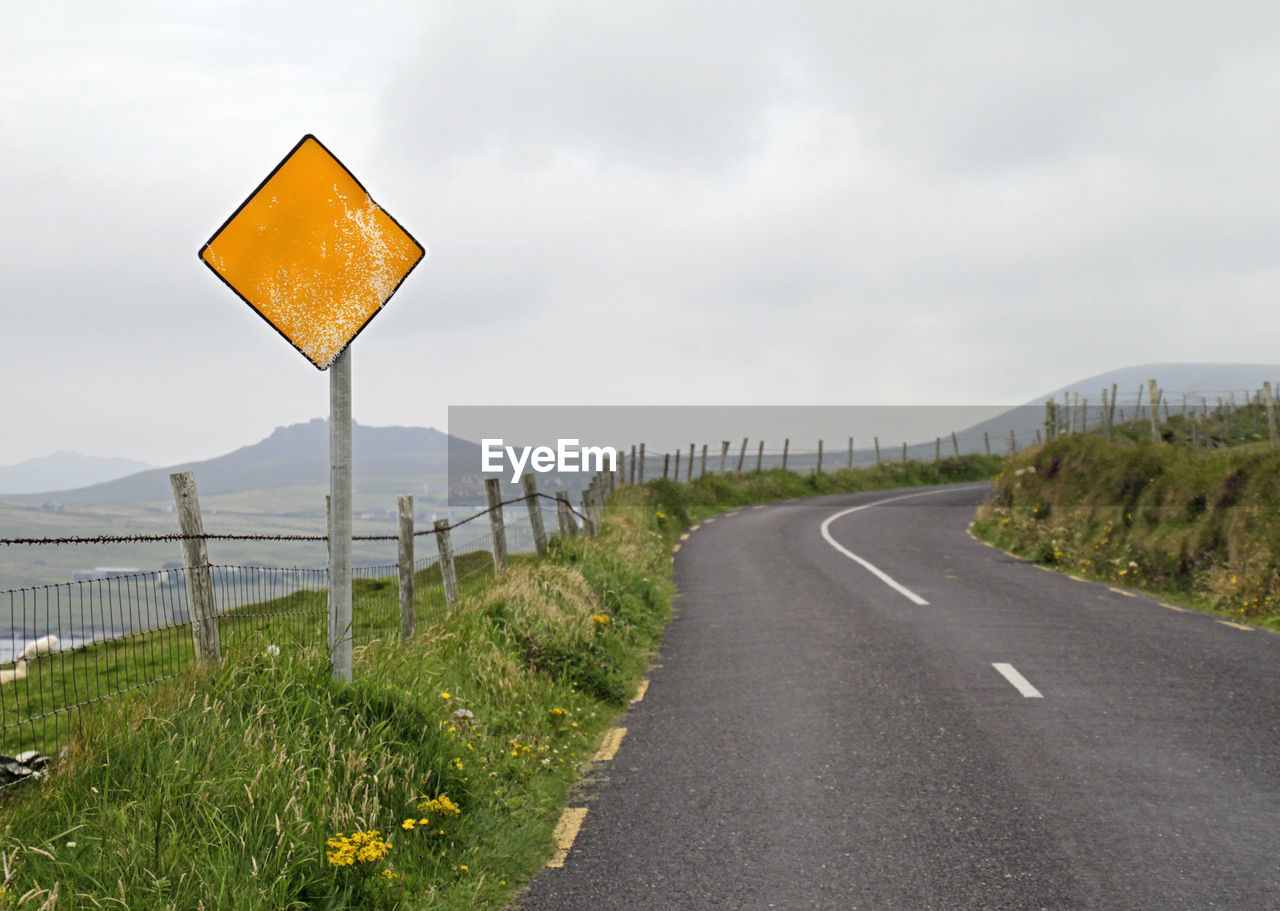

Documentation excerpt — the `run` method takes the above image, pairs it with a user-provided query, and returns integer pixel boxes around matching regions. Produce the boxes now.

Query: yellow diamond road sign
[199,135,424,369]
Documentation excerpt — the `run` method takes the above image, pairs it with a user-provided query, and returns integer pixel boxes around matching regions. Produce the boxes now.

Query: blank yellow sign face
[199,135,424,369]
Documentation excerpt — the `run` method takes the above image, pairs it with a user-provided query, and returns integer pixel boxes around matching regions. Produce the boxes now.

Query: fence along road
[0,470,600,770]
[516,482,1280,910]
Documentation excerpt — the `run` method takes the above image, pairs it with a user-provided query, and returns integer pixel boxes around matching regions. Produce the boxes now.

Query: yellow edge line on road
[547,807,588,868]
[1108,587,1137,598]
[632,679,649,703]
[672,543,681,553]
[703,517,716,524]
[751,504,766,510]
[689,524,701,532]
[1217,620,1255,631]
[593,727,627,762]
[679,532,690,541]
[1159,602,1190,613]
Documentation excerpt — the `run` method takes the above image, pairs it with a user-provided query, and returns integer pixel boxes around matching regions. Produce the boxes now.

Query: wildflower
[266,644,280,658]
[65,841,76,848]
[381,869,398,880]
[590,614,610,626]
[550,707,567,717]
[459,865,469,872]
[326,830,392,867]
[440,691,451,700]
[656,511,667,519]
[401,819,417,830]
[416,793,462,818]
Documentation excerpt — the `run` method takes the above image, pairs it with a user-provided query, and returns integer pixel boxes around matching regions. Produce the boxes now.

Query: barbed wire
[0,493,586,547]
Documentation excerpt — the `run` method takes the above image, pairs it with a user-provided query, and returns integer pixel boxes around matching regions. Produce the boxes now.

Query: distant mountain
[955,363,1280,450]
[2,419,470,507]
[0,452,153,495]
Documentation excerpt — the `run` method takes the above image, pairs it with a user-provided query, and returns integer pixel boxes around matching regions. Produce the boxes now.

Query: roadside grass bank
[0,455,1003,909]
[971,434,1280,631]
[0,510,674,909]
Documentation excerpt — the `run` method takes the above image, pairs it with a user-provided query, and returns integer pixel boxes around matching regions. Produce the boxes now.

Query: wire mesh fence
[0,494,570,773]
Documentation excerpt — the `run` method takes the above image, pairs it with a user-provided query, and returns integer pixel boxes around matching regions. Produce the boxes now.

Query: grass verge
[970,434,1280,631]
[0,456,1002,909]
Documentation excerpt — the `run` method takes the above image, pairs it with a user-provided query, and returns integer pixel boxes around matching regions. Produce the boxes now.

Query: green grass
[971,433,1280,630]
[0,456,1002,909]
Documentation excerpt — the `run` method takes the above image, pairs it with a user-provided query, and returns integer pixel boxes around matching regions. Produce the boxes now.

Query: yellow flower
[326,830,391,867]
[440,691,451,699]
[417,793,462,818]
[590,614,610,626]
[401,819,417,830]
[550,707,568,717]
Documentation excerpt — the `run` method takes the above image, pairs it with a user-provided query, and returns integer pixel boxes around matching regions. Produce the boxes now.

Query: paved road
[515,484,1280,910]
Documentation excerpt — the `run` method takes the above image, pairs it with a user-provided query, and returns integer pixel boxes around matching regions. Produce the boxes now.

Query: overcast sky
[4,1,1279,467]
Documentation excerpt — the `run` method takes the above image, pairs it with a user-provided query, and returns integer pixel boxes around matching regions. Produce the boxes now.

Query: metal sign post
[328,347,353,680]
[198,134,424,681]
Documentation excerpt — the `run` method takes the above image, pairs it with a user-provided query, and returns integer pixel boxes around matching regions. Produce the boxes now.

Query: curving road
[515,483,1280,910]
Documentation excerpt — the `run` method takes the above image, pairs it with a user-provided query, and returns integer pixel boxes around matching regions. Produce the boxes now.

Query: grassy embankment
[972,427,1280,631]
[0,455,1001,909]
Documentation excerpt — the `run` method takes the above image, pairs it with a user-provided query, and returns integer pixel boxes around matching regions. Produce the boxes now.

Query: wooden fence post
[984,431,990,455]
[757,440,764,472]
[555,491,577,538]
[1008,430,1016,454]
[522,474,548,557]
[638,443,646,484]
[934,437,940,463]
[1148,379,1161,443]
[484,478,508,575]
[700,444,708,478]
[782,438,790,472]
[951,431,959,457]
[817,439,824,474]
[673,449,681,481]
[663,453,670,480]
[688,443,695,481]
[736,437,748,473]
[848,436,854,469]
[433,519,460,608]
[1100,388,1110,441]
[1265,381,1278,450]
[901,442,907,462]
[580,488,596,537]
[629,445,637,485]
[397,494,414,640]
[719,440,730,474]
[169,471,221,664]
[874,436,881,464]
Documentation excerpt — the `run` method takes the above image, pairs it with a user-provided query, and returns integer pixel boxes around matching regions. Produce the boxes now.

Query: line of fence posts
[164,466,618,666]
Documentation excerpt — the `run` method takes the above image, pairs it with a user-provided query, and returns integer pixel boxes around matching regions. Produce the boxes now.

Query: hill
[0,452,153,495]
[953,362,1280,452]
[3,419,465,508]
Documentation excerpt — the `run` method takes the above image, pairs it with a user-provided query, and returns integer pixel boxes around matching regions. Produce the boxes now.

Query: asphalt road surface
[515,483,1280,910]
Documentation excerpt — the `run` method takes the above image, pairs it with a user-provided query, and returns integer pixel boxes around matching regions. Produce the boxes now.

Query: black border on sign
[197,133,426,371]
